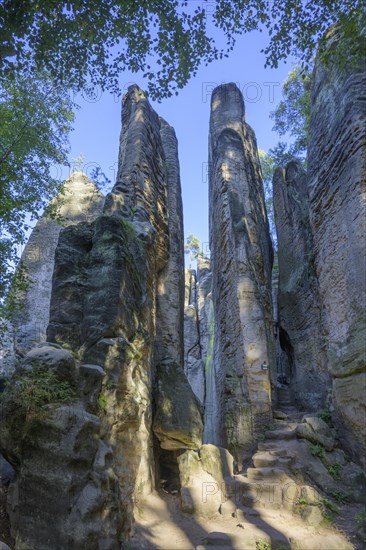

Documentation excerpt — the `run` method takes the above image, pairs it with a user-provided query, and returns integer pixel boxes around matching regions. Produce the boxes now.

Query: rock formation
[0,172,104,374]
[273,161,330,410]
[184,267,204,403]
[307,55,366,465]
[208,83,276,463]
[0,85,202,548]
[1,44,365,547]
[273,48,365,466]
[183,257,213,408]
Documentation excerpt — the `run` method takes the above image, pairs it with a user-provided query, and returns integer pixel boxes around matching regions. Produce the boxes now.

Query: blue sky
[63,28,296,253]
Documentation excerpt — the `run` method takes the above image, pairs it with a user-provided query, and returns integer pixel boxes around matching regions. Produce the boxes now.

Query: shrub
[309,443,325,459]
[98,392,108,410]
[355,511,366,526]
[323,499,339,514]
[0,362,75,420]
[256,540,271,550]
[326,463,341,479]
[330,491,348,504]
[319,409,331,423]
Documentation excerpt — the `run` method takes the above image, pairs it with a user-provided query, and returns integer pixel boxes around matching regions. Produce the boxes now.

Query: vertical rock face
[307,57,366,464]
[154,117,185,369]
[183,257,213,407]
[184,268,205,403]
[208,83,275,461]
[273,161,330,410]
[44,85,201,543]
[0,173,104,373]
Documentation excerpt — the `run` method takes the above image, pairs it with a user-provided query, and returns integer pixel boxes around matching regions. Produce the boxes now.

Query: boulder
[199,444,234,484]
[177,445,236,518]
[219,499,236,517]
[300,505,323,527]
[181,484,221,517]
[296,416,335,450]
[22,342,77,384]
[153,361,203,450]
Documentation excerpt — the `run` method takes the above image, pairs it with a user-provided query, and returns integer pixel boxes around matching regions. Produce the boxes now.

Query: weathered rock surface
[184,268,205,404]
[46,85,197,543]
[183,256,217,444]
[307,53,366,464]
[154,117,185,368]
[296,416,335,450]
[208,83,275,461]
[153,360,203,450]
[177,444,234,517]
[273,161,330,410]
[0,173,104,375]
[0,346,119,550]
[22,342,77,383]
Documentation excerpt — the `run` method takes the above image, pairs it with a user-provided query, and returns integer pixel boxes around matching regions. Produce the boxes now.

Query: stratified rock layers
[0,86,203,549]
[208,83,275,461]
[0,173,104,371]
[273,161,330,410]
[307,59,366,464]
[183,257,213,409]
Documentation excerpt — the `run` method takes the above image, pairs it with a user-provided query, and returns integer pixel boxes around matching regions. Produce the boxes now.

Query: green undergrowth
[120,217,136,240]
[309,442,325,459]
[255,540,288,550]
[309,442,342,479]
[326,463,341,479]
[330,490,349,504]
[0,362,76,420]
[318,409,332,423]
[323,498,339,514]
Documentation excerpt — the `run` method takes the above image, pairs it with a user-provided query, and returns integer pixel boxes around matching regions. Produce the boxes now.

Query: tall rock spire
[0,172,104,372]
[208,83,275,463]
[46,84,202,541]
[307,52,366,466]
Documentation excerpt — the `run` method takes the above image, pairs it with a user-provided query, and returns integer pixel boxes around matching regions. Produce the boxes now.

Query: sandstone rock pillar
[307,54,366,465]
[46,85,202,538]
[208,83,275,462]
[0,173,103,374]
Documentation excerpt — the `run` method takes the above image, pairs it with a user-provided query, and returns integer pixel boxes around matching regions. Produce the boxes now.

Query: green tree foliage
[269,66,312,165]
[184,233,202,266]
[258,149,277,247]
[0,0,220,100]
[0,70,74,321]
[90,166,112,193]
[213,0,364,71]
[259,66,312,245]
[0,1,364,100]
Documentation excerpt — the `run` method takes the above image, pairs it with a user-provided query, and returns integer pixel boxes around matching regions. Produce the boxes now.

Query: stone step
[246,467,289,481]
[252,452,293,469]
[265,428,297,441]
[231,474,301,512]
[277,389,292,397]
[256,444,289,455]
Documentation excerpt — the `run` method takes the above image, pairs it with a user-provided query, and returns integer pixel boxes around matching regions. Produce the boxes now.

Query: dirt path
[130,490,354,550]
[130,405,362,550]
